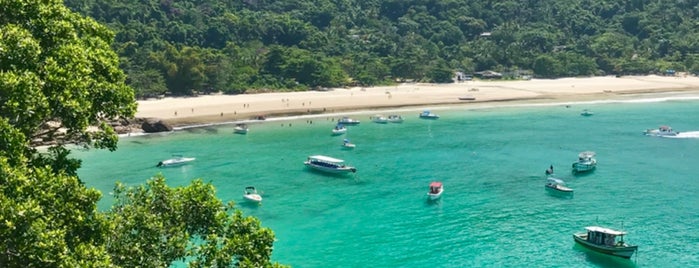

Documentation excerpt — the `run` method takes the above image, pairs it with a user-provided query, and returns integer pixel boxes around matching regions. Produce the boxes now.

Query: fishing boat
[572,151,596,173]
[233,123,249,134]
[332,124,347,135]
[419,110,440,119]
[545,177,573,193]
[643,125,679,136]
[243,186,262,203]
[426,181,444,200]
[341,138,356,149]
[387,115,404,123]
[573,226,638,259]
[371,115,389,124]
[304,155,356,173]
[337,117,360,125]
[156,155,196,167]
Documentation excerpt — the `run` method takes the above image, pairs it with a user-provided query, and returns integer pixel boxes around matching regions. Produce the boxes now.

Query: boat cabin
[584,226,627,247]
[429,182,443,194]
[578,151,595,162]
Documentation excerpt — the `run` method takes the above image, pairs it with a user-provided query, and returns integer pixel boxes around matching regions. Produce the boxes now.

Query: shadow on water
[572,244,638,268]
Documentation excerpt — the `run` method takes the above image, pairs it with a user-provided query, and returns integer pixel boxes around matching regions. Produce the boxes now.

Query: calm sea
[76,95,699,267]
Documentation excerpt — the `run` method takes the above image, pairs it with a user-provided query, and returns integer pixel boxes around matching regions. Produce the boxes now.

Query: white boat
[427,181,443,200]
[156,155,195,167]
[371,115,388,124]
[337,117,360,125]
[243,186,262,203]
[233,123,249,134]
[573,226,638,259]
[331,124,347,135]
[545,177,573,193]
[342,138,356,149]
[304,155,356,173]
[572,151,596,173]
[387,115,404,123]
[644,125,678,136]
[419,110,439,119]
[580,109,594,116]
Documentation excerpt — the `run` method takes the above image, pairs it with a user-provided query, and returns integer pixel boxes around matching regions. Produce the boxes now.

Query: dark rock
[141,118,173,133]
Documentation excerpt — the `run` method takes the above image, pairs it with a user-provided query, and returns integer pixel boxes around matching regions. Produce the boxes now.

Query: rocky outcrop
[141,118,173,133]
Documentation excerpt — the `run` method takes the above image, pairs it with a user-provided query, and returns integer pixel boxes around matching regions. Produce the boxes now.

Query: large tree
[0,0,283,266]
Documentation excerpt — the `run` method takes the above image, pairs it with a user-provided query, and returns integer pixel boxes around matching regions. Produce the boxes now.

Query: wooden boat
[573,226,638,259]
[572,151,596,173]
[304,155,356,174]
[426,181,444,200]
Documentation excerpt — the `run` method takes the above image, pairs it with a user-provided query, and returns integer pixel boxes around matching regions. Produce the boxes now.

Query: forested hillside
[65,0,699,98]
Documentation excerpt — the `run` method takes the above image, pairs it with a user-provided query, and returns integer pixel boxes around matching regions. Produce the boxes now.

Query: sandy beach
[136,75,699,127]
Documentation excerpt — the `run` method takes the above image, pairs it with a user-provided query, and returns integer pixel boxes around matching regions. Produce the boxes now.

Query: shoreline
[134,75,699,130]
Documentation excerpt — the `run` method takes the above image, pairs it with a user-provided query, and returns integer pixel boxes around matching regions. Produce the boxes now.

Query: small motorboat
[387,115,404,123]
[419,110,439,119]
[233,123,249,134]
[332,124,347,135]
[572,151,596,173]
[580,109,594,116]
[342,138,356,149]
[371,115,388,124]
[337,117,360,125]
[458,95,476,101]
[573,226,638,259]
[644,125,679,137]
[427,181,444,200]
[156,155,196,167]
[243,186,262,203]
[545,177,573,194]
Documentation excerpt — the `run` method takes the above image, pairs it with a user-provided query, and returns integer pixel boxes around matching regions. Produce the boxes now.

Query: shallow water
[76,97,699,267]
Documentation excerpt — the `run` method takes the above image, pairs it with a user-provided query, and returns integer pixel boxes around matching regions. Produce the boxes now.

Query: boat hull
[572,162,596,173]
[157,157,196,167]
[243,194,262,202]
[545,184,573,193]
[573,234,637,259]
[427,192,442,200]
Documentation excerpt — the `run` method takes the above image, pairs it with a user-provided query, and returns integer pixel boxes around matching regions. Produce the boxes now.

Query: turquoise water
[76,97,699,267]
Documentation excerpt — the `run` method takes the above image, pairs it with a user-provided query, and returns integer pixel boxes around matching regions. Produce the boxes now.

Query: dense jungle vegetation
[64,0,699,97]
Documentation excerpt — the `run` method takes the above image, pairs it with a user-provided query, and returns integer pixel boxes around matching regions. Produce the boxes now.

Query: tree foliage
[1,1,284,267]
[61,0,699,97]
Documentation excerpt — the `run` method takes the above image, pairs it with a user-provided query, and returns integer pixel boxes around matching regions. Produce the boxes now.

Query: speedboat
[545,177,573,193]
[572,151,596,173]
[644,125,678,136]
[580,109,594,116]
[304,155,356,174]
[419,110,439,119]
[427,181,443,200]
[156,155,195,167]
[338,117,360,125]
[243,186,262,203]
[573,226,638,259]
[342,139,356,149]
[387,115,404,123]
[371,115,388,124]
[233,123,249,134]
[332,124,347,135]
